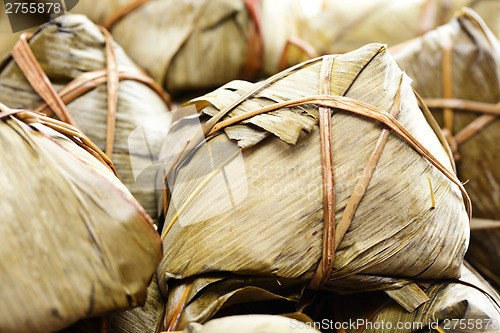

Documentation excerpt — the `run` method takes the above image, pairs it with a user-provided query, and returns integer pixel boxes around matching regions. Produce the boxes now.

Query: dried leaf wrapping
[72,0,305,94]
[393,8,500,220]
[0,14,171,221]
[0,110,162,333]
[296,0,500,55]
[156,43,470,326]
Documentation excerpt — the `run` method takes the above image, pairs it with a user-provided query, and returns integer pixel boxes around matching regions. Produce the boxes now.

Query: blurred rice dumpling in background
[0,14,172,222]
[155,43,470,330]
[0,105,162,333]
[296,0,500,55]
[72,0,313,95]
[393,8,500,296]
[393,8,500,221]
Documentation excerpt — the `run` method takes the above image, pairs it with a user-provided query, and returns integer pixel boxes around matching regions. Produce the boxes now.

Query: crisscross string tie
[11,28,119,157]
[10,27,173,160]
[12,33,79,128]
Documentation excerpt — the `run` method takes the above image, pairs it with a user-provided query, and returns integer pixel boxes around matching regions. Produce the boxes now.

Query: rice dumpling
[0,105,163,333]
[156,43,470,329]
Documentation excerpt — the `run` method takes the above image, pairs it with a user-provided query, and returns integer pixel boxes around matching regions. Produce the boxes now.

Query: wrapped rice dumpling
[393,8,500,220]
[0,14,172,221]
[72,0,309,94]
[156,43,470,329]
[317,263,500,333]
[0,105,163,333]
[296,0,500,55]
